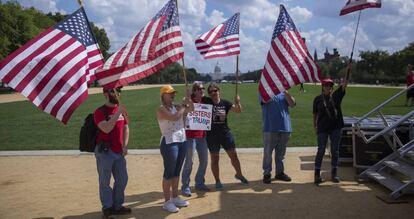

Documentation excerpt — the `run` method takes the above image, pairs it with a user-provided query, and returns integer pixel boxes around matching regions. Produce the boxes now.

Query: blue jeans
[160,137,186,179]
[263,132,290,175]
[315,128,342,170]
[95,148,128,210]
[181,138,209,190]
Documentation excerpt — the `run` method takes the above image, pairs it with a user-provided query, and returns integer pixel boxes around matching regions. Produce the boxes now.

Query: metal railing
[354,83,414,145]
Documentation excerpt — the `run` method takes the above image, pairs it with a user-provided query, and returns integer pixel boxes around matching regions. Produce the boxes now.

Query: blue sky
[16,0,414,74]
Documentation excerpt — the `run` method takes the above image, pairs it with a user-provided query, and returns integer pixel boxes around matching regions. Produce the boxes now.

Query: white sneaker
[163,200,179,213]
[171,196,189,207]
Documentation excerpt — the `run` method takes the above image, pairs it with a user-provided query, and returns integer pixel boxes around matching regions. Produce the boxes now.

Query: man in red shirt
[94,86,130,217]
[406,64,414,107]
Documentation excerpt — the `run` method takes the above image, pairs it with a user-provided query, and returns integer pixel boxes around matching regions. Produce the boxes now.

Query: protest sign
[185,103,212,130]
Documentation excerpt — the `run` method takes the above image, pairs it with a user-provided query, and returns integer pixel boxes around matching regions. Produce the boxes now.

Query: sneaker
[163,200,179,213]
[275,172,292,182]
[215,182,223,189]
[113,206,131,215]
[181,187,192,197]
[332,176,340,183]
[102,207,114,217]
[235,175,249,185]
[263,174,271,184]
[195,184,210,192]
[171,196,189,207]
[314,176,323,185]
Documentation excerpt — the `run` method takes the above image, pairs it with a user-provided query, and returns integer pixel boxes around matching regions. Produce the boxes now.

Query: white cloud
[302,23,376,61]
[18,0,414,74]
[238,30,268,71]
[289,6,313,24]
[177,0,206,35]
[18,0,65,13]
[84,0,207,52]
[206,10,226,27]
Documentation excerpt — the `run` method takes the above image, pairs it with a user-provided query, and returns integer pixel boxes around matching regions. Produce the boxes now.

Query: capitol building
[212,62,223,81]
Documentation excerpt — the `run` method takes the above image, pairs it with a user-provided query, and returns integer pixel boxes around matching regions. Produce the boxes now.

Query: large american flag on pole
[259,5,320,102]
[95,0,184,89]
[340,0,381,16]
[195,12,240,59]
[0,8,104,124]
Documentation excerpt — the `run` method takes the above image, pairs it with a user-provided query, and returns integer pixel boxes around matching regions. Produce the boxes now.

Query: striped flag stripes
[95,0,184,89]
[340,0,381,16]
[259,5,321,102]
[195,12,240,59]
[0,8,104,124]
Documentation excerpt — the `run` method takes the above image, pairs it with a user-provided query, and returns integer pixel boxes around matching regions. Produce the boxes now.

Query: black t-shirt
[203,96,233,133]
[313,86,346,133]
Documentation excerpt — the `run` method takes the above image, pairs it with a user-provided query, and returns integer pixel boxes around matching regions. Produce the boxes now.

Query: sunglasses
[196,87,205,91]
[208,89,218,94]
[109,88,122,93]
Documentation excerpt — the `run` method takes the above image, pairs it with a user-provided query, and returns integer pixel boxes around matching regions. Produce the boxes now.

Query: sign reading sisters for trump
[185,103,213,131]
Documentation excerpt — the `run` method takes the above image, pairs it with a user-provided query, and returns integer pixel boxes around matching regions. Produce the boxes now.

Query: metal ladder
[355,84,414,200]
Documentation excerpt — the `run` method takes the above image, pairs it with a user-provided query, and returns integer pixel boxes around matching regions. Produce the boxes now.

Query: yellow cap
[160,85,176,96]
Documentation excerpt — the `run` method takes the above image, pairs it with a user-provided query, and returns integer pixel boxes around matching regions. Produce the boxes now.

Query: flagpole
[77,0,83,7]
[174,0,188,88]
[181,58,188,87]
[235,55,239,96]
[345,10,362,81]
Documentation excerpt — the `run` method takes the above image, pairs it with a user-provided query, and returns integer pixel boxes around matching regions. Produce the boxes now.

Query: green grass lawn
[0,84,411,150]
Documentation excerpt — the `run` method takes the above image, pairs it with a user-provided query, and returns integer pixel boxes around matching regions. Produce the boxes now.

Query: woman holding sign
[203,83,249,189]
[181,82,210,197]
[156,85,194,213]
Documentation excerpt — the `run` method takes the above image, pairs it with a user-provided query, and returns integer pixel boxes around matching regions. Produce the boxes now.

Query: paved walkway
[0,83,405,104]
[0,147,318,156]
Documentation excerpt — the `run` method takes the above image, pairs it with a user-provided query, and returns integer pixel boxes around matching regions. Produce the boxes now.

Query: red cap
[102,86,123,93]
[321,78,334,86]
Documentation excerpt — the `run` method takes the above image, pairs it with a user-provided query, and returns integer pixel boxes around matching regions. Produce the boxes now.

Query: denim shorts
[159,137,186,179]
[206,130,236,153]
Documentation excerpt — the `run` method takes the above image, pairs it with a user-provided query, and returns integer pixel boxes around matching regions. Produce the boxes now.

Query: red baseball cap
[103,86,123,93]
[321,78,334,86]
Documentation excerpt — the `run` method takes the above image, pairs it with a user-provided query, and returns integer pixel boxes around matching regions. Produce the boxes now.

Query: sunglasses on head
[208,89,218,94]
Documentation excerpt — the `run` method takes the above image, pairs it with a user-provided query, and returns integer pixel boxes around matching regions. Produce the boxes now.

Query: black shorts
[407,87,414,98]
[206,130,236,153]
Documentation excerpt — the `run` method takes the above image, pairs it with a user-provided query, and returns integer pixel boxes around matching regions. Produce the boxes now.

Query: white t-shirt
[157,105,186,144]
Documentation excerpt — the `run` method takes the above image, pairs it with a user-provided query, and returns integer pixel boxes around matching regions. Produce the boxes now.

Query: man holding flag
[94,86,131,217]
[258,4,319,184]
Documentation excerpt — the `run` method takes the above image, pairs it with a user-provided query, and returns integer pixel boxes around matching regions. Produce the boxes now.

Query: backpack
[79,106,108,152]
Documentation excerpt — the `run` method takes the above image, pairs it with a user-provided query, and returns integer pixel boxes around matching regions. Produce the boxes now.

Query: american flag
[340,0,381,16]
[95,0,184,89]
[195,12,240,59]
[0,8,104,124]
[259,5,320,102]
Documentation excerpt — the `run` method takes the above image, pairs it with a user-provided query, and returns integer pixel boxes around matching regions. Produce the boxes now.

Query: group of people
[92,77,349,216]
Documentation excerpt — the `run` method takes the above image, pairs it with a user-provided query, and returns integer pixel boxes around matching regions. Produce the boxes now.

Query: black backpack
[79,106,108,152]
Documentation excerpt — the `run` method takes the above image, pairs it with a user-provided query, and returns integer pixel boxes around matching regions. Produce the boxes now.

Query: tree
[90,22,111,59]
[0,1,110,61]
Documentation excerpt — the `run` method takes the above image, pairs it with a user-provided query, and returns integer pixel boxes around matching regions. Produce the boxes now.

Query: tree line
[318,44,414,85]
[1,1,413,86]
